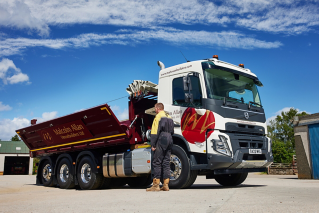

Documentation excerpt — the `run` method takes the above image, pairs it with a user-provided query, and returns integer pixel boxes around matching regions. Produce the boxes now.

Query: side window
[172,76,202,107]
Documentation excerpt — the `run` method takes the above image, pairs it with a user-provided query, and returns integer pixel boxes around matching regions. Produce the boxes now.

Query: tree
[267,108,308,163]
[11,134,20,141]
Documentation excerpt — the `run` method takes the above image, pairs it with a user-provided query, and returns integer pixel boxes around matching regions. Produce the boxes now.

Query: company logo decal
[38,120,93,145]
[181,108,215,144]
[244,112,249,120]
[42,131,54,143]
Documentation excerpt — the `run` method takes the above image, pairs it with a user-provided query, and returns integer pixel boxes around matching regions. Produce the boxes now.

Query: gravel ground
[1,173,319,213]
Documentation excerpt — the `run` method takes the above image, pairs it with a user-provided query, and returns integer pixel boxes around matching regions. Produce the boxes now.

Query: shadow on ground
[188,183,266,189]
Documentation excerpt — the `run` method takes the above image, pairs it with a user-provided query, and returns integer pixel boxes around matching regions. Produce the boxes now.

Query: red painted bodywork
[16,95,157,158]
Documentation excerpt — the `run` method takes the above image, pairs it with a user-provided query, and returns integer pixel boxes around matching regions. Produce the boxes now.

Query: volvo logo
[244,112,249,120]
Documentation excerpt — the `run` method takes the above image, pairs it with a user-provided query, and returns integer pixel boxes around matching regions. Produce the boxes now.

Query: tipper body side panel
[16,104,129,157]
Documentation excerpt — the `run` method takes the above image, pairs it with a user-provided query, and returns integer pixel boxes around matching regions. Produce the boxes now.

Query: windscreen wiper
[223,97,244,105]
[248,101,263,109]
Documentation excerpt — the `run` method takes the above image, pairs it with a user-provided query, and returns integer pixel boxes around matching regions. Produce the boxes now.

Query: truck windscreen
[202,62,262,107]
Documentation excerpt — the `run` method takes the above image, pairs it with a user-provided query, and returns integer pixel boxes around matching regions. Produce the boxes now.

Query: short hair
[155,103,164,110]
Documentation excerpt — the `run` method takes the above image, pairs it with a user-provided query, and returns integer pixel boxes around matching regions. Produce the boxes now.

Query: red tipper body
[16,104,130,157]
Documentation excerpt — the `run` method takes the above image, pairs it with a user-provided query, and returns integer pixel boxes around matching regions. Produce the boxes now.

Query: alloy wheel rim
[170,154,182,180]
[81,163,91,184]
[42,164,52,182]
[59,164,69,183]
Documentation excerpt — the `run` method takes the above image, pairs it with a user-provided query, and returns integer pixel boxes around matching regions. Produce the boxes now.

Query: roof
[159,58,258,79]
[0,141,29,154]
[296,113,319,127]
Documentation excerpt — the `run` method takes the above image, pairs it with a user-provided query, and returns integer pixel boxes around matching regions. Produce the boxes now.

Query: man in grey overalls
[146,103,174,192]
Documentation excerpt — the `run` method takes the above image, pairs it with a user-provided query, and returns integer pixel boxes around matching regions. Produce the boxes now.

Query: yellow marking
[101,107,111,115]
[30,133,126,152]
[16,131,21,137]
[204,150,206,153]
[136,145,151,149]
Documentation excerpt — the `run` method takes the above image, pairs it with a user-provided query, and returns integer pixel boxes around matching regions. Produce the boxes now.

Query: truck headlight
[211,135,232,157]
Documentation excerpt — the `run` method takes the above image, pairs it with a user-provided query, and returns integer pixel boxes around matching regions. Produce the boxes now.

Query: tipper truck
[16,55,273,190]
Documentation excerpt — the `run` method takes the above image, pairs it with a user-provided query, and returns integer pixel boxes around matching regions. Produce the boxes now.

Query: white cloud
[0,0,49,36]
[0,111,58,140]
[0,28,282,57]
[0,58,30,84]
[7,72,29,84]
[35,111,58,123]
[0,102,12,111]
[266,107,310,125]
[0,0,318,36]
[0,117,30,141]
[111,105,128,121]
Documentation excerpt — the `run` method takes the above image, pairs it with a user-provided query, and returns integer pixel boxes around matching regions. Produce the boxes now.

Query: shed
[294,113,319,179]
[0,141,33,175]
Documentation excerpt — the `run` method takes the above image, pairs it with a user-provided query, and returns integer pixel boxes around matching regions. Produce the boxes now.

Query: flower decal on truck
[181,108,215,144]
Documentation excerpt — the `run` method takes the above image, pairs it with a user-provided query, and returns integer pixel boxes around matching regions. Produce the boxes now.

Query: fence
[268,162,298,175]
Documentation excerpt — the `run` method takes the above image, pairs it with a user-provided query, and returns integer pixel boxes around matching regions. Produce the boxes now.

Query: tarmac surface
[0,173,319,213]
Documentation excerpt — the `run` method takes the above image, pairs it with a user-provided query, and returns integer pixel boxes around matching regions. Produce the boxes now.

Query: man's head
[154,103,164,114]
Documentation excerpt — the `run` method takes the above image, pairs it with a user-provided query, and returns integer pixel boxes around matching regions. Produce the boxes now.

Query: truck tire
[40,160,56,187]
[214,172,248,186]
[181,170,198,189]
[127,175,152,188]
[39,160,55,187]
[169,145,192,189]
[57,158,75,189]
[77,156,103,190]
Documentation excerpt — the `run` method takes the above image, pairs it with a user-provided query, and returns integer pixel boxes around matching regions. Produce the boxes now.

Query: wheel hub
[42,164,52,182]
[170,154,182,180]
[59,164,69,183]
[81,163,91,184]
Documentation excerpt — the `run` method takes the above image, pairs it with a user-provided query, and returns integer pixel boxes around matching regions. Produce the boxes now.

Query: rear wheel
[168,145,194,189]
[77,157,103,190]
[40,160,56,187]
[57,158,75,189]
[214,172,248,186]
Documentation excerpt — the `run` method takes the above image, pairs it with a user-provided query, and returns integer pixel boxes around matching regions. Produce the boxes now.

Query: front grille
[227,133,267,150]
[225,123,265,135]
[238,137,264,148]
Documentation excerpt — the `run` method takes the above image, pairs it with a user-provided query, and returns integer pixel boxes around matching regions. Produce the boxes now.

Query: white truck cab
[155,55,273,187]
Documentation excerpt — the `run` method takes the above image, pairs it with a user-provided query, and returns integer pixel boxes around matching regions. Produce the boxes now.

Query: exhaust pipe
[157,61,165,70]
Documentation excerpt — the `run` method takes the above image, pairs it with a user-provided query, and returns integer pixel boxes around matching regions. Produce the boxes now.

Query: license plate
[249,149,262,154]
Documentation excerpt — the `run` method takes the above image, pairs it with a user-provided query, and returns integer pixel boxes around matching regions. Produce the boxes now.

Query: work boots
[146,178,160,192]
[160,178,170,191]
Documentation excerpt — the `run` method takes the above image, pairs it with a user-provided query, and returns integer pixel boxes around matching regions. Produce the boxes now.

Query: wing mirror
[183,72,199,103]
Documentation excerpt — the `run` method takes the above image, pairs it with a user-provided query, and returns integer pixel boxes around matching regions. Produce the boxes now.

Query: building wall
[294,112,319,179]
[0,154,33,175]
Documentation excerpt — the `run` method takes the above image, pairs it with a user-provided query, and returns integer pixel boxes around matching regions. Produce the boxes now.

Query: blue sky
[0,0,318,140]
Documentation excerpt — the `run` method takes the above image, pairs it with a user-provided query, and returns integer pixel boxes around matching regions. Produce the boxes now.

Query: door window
[172,76,202,107]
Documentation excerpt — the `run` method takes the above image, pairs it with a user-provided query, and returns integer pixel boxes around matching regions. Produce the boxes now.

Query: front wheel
[168,145,194,189]
[214,172,248,186]
[77,157,102,190]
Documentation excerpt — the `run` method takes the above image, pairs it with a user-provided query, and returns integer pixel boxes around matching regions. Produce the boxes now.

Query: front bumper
[206,148,273,170]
